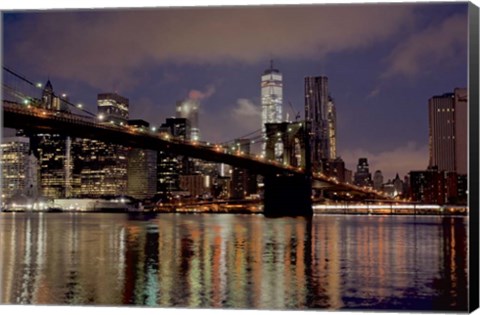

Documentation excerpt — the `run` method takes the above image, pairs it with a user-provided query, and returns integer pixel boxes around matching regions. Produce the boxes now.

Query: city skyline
[2,2,468,180]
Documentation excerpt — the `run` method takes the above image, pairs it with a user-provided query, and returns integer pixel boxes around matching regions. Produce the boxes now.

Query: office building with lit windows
[327,96,337,160]
[354,157,373,187]
[97,93,129,125]
[72,139,128,197]
[22,132,73,199]
[261,61,283,158]
[230,139,257,200]
[1,137,39,200]
[428,88,467,174]
[304,76,336,171]
[126,120,157,199]
[66,93,131,197]
[156,118,191,198]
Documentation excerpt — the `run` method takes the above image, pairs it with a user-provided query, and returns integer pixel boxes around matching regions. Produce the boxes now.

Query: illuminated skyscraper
[305,76,329,171]
[176,100,200,141]
[354,158,373,187]
[428,88,467,174]
[67,92,131,197]
[261,61,283,157]
[72,138,128,197]
[156,118,191,197]
[327,96,337,160]
[27,133,72,198]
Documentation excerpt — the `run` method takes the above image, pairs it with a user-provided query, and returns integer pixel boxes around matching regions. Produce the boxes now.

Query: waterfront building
[353,158,372,187]
[97,93,129,126]
[72,139,128,197]
[1,137,39,200]
[157,117,191,198]
[179,174,208,198]
[212,176,231,199]
[27,133,73,199]
[305,75,335,171]
[428,88,467,174]
[176,100,200,141]
[408,167,461,205]
[261,61,283,158]
[230,139,257,200]
[126,120,157,200]
[373,170,384,191]
[66,93,130,197]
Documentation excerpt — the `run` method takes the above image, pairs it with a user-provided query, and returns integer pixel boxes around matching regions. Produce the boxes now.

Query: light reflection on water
[0,213,467,311]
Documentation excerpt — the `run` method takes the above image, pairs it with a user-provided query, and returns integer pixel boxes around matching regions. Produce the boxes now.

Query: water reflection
[0,213,468,311]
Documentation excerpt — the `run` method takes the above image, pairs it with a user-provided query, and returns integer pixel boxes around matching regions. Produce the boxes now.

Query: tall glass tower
[176,100,200,141]
[261,60,283,157]
[305,76,329,171]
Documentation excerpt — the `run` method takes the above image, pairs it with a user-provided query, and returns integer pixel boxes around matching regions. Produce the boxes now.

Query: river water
[0,213,468,311]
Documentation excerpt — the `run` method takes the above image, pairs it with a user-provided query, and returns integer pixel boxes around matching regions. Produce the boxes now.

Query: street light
[98,114,105,121]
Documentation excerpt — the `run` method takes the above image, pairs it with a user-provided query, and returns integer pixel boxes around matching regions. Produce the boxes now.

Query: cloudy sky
[2,2,469,179]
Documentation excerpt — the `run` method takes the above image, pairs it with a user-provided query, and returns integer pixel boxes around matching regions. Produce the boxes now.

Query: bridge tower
[263,121,312,217]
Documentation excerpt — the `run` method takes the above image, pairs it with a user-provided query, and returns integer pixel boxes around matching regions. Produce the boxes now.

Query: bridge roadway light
[151,127,156,132]
[77,103,83,109]
[98,114,105,121]
[36,83,42,88]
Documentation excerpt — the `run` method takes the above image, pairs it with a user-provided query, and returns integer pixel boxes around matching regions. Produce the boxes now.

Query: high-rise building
[27,133,72,199]
[373,170,384,190]
[261,61,283,158]
[176,100,200,141]
[409,167,465,205]
[320,157,346,182]
[97,93,129,125]
[305,76,330,171]
[179,174,208,198]
[68,92,131,197]
[230,139,257,200]
[354,158,372,187]
[156,118,191,198]
[453,88,467,175]
[1,137,39,200]
[428,88,467,173]
[72,138,128,197]
[327,96,337,160]
[126,120,157,200]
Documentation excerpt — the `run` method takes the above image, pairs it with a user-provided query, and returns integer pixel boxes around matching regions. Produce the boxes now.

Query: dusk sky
[2,2,469,179]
